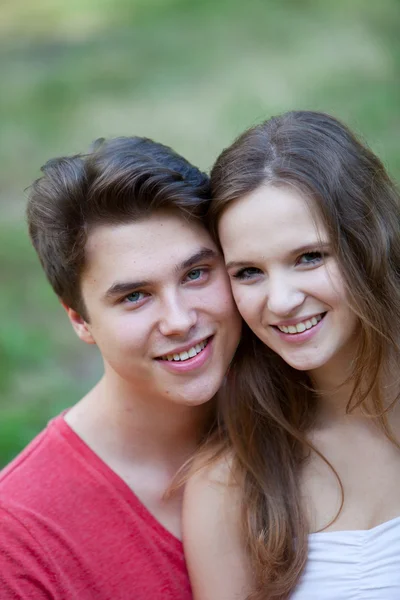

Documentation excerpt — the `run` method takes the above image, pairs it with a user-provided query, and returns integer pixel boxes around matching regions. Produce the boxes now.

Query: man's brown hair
[27,137,210,320]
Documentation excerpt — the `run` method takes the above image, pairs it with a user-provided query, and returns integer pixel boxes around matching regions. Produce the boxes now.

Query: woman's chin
[280,351,329,373]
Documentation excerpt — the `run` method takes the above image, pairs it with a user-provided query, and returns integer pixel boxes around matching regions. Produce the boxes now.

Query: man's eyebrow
[104,248,218,301]
[178,247,218,272]
[104,280,150,300]
[225,242,330,271]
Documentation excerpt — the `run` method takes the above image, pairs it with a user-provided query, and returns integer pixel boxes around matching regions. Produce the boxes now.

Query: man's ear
[61,302,96,345]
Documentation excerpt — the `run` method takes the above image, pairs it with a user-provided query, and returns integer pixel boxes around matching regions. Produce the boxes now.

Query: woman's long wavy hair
[208,111,400,598]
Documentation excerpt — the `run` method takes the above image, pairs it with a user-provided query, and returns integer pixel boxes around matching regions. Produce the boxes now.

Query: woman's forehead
[218,184,328,254]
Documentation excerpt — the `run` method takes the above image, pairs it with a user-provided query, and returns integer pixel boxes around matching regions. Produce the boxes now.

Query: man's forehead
[83,216,219,284]
[86,212,211,249]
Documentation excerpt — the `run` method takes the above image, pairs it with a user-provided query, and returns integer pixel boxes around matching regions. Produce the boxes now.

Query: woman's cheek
[232,288,254,320]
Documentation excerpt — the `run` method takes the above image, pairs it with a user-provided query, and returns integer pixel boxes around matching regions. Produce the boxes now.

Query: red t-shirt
[0,415,192,599]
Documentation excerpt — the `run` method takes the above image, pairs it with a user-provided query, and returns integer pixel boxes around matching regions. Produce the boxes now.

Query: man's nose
[158,293,197,337]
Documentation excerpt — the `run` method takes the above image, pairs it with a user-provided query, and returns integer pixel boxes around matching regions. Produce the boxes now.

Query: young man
[0,137,241,599]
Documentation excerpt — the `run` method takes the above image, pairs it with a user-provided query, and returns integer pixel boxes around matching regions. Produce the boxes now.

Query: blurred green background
[1,0,399,465]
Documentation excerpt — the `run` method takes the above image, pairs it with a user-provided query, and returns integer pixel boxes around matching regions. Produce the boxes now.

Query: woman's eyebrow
[290,241,330,255]
[225,242,330,270]
[225,260,253,270]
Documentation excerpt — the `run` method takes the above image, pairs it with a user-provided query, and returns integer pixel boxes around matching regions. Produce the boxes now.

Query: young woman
[183,111,400,599]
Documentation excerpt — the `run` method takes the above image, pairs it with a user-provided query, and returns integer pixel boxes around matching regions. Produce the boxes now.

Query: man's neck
[65,375,214,540]
[65,375,214,472]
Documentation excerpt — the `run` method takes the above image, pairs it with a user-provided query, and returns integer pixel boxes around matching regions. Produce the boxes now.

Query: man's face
[72,210,241,407]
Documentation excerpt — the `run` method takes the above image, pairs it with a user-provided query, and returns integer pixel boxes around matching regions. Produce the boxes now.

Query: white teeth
[160,339,208,361]
[277,314,324,335]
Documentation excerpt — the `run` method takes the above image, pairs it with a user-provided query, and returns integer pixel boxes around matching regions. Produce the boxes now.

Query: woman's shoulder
[183,450,251,600]
[186,447,237,493]
[183,447,242,543]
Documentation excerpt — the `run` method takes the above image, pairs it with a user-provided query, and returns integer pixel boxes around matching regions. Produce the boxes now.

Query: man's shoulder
[0,413,75,507]
[0,413,194,600]
[0,417,68,579]
[0,411,106,560]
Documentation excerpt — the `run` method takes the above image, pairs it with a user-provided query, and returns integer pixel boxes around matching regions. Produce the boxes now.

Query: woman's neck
[309,346,399,427]
[308,340,361,423]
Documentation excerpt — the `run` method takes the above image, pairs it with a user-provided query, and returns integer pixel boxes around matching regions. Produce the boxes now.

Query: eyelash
[296,251,326,266]
[233,267,262,280]
[124,291,148,305]
[232,251,327,280]
[184,267,209,283]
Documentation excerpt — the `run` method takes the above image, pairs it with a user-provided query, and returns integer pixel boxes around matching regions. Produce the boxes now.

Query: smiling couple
[2,112,400,600]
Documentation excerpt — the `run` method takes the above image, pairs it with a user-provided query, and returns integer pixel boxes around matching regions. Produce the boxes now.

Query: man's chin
[167,380,220,408]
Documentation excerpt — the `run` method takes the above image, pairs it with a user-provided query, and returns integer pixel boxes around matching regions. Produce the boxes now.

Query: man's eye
[297,251,324,266]
[186,268,203,281]
[232,267,262,280]
[125,291,146,303]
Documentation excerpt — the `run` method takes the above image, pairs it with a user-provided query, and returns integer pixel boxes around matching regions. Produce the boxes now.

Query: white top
[291,516,400,599]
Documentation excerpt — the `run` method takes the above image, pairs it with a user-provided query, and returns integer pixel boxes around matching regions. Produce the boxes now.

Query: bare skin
[183,457,252,600]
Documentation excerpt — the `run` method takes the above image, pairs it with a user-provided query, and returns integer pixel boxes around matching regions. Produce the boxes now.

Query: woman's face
[218,184,359,374]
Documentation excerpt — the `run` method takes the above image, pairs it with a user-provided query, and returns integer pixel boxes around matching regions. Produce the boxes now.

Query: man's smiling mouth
[157,337,211,362]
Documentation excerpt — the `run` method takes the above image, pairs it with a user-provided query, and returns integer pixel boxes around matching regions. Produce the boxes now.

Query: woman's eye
[297,251,324,266]
[233,267,262,280]
[125,291,146,303]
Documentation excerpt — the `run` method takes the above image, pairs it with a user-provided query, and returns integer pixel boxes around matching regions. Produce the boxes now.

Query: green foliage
[1,0,399,465]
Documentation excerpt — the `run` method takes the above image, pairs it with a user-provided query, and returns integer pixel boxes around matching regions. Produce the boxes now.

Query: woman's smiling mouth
[273,313,326,335]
